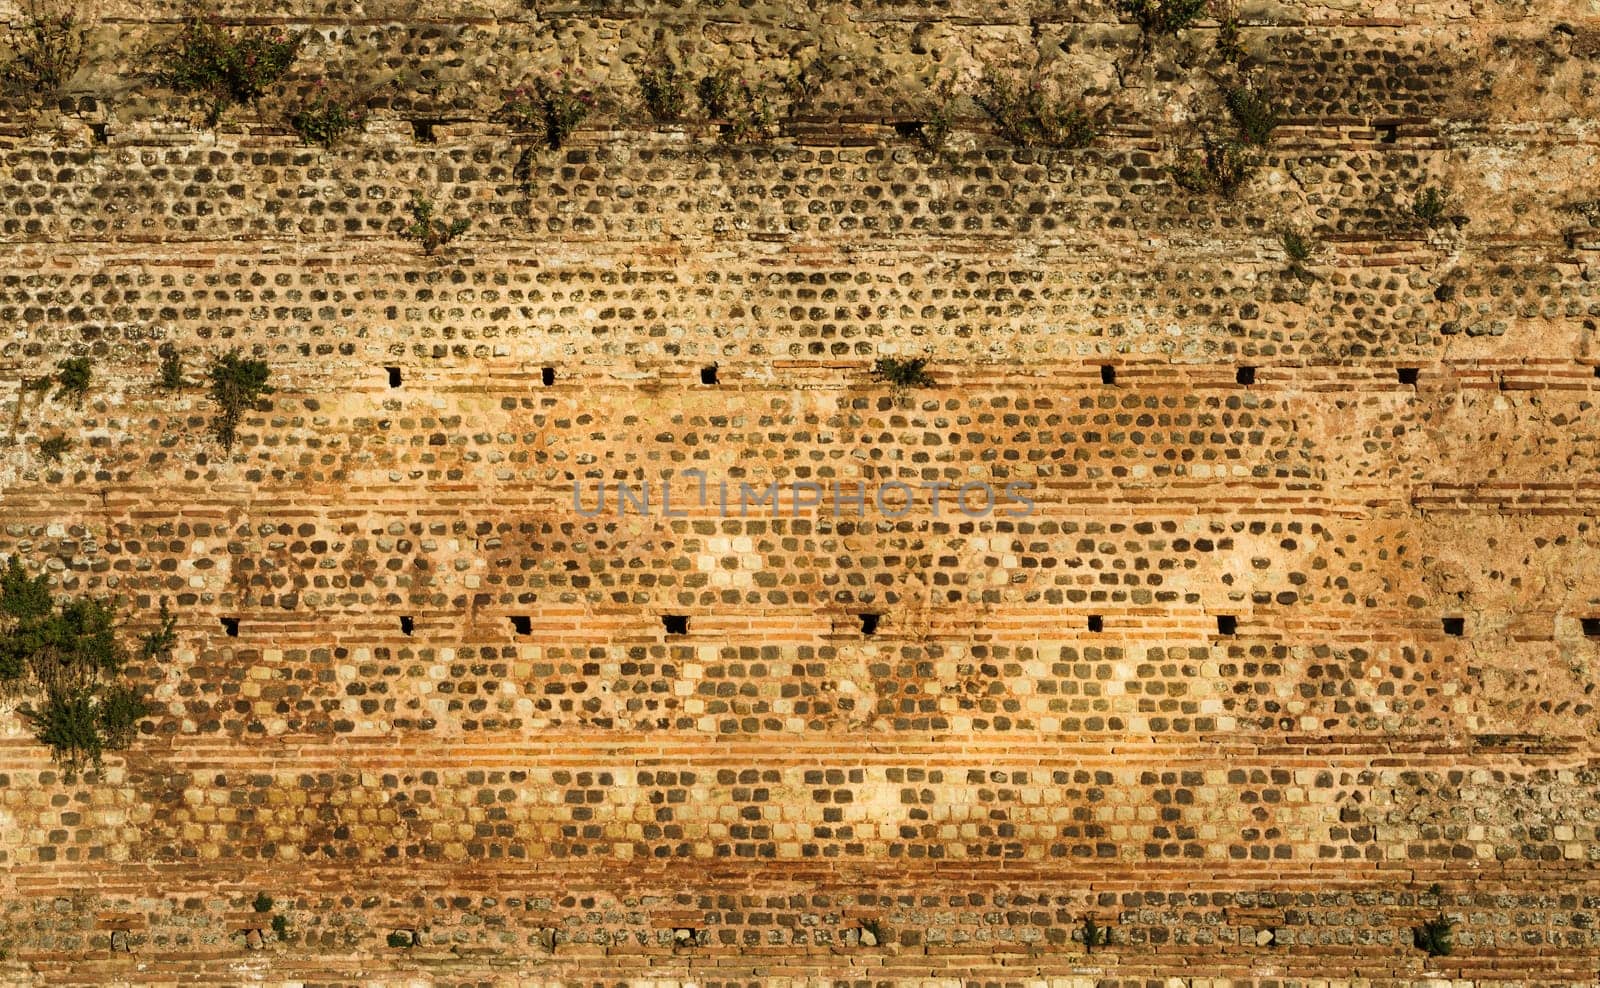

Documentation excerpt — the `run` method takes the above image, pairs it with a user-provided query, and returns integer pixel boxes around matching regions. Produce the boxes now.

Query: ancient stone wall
[2,0,1600,983]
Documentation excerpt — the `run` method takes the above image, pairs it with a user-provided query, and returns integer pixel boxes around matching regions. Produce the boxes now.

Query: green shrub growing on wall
[1224,84,1278,147]
[290,83,367,148]
[1171,135,1253,196]
[0,557,159,768]
[206,349,273,452]
[976,69,1096,150]
[1213,0,1245,62]
[55,356,91,404]
[1081,915,1111,951]
[638,42,687,123]
[158,342,185,390]
[698,67,775,143]
[38,435,71,461]
[1118,0,1210,37]
[157,6,301,124]
[913,77,957,155]
[402,196,470,256]
[872,356,935,388]
[1411,185,1453,228]
[1413,913,1455,956]
[0,0,86,99]
[501,74,593,150]
[697,67,739,119]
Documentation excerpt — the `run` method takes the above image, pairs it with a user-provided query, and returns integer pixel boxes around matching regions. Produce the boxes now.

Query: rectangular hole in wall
[386,366,402,388]
[1442,617,1465,636]
[1236,367,1256,386]
[662,614,689,635]
[410,119,438,143]
[1397,367,1419,385]
[1087,615,1103,632]
[542,367,556,386]
[509,615,532,635]
[1216,615,1237,635]
[220,617,239,637]
[700,365,718,385]
[1580,617,1599,637]
[1100,365,1115,385]
[89,122,108,145]
[400,615,414,636]
[892,121,923,139]
[859,613,881,635]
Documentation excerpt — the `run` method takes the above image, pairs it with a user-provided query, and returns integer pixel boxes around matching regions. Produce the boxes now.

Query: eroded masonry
[2,0,1600,983]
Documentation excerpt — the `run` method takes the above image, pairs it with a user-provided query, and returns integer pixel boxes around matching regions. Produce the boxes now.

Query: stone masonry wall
[2,0,1600,984]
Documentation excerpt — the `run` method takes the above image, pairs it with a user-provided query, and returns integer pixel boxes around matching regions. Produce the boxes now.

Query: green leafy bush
[270,914,289,938]
[872,356,935,388]
[157,7,301,124]
[158,343,185,390]
[1118,0,1209,36]
[1225,84,1278,146]
[290,84,367,148]
[698,67,775,143]
[38,435,71,461]
[387,930,415,948]
[1213,0,1245,62]
[253,892,273,913]
[1413,913,1455,956]
[0,0,86,98]
[976,70,1095,150]
[914,78,957,155]
[697,67,739,119]
[1280,229,1313,265]
[1171,135,1254,196]
[402,196,470,256]
[782,55,828,115]
[1081,915,1111,951]
[140,598,178,660]
[0,557,156,768]
[1411,185,1452,228]
[55,356,91,404]
[206,349,273,452]
[501,75,593,150]
[638,43,687,123]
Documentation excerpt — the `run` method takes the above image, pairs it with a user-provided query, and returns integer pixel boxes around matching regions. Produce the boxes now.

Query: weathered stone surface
[2,0,1600,984]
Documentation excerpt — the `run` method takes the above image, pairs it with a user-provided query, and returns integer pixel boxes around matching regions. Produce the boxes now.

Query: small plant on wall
[1118,0,1209,38]
[975,68,1096,150]
[637,41,687,123]
[158,342,185,390]
[402,195,469,256]
[0,557,165,768]
[698,66,775,144]
[872,356,935,388]
[1413,913,1455,956]
[0,0,87,102]
[909,76,958,156]
[156,4,302,124]
[1081,915,1112,952]
[206,348,273,452]
[289,82,367,148]
[1409,185,1459,229]
[1171,135,1253,196]
[500,73,594,150]
[54,356,91,405]
[1224,83,1278,147]
[38,435,72,462]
